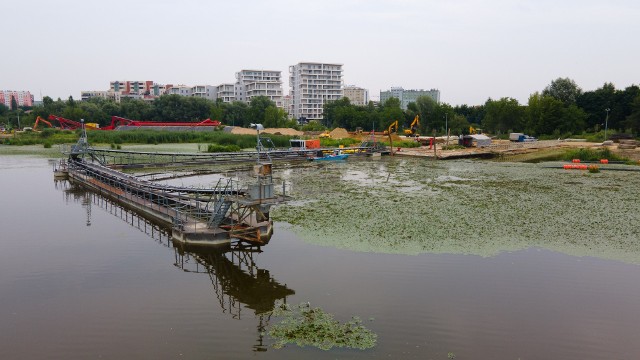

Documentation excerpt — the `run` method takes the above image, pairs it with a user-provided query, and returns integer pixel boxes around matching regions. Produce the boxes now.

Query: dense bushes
[563,148,626,162]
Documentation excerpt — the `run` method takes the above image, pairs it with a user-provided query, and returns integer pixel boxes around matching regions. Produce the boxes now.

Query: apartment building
[167,85,192,97]
[380,87,440,109]
[343,85,369,106]
[191,85,216,101]
[282,95,292,115]
[80,91,109,101]
[0,90,34,108]
[216,84,236,103]
[234,70,283,107]
[289,62,343,122]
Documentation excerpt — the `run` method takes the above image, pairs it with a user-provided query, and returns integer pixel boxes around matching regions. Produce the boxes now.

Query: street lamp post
[445,113,448,136]
[604,108,610,141]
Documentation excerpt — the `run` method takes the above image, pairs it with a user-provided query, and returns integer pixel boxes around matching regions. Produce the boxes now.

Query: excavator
[383,120,398,135]
[403,115,420,137]
[33,116,53,131]
[383,120,399,156]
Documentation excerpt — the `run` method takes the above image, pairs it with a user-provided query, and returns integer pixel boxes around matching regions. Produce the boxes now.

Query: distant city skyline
[3,0,639,106]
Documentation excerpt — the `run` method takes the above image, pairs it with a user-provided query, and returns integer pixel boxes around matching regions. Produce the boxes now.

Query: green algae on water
[268,302,377,351]
[272,158,640,263]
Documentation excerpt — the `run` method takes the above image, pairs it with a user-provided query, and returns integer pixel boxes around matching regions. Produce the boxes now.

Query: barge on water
[55,124,288,247]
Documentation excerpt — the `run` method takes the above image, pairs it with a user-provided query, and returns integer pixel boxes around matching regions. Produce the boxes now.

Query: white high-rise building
[216,84,236,103]
[191,85,216,101]
[289,62,343,122]
[235,70,283,107]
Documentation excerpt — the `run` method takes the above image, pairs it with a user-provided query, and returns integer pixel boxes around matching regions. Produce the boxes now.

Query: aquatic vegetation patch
[272,158,640,263]
[268,302,377,351]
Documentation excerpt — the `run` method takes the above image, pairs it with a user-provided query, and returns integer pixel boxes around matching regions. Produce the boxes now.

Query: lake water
[1,155,640,359]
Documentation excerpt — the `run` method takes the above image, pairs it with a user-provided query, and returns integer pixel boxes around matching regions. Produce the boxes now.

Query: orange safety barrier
[600,159,609,164]
[563,164,588,170]
[572,159,581,163]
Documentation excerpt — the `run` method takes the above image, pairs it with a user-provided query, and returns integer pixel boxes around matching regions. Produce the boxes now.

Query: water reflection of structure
[57,180,294,352]
[57,179,172,246]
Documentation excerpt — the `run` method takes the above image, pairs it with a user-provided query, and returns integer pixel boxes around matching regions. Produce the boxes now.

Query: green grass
[563,147,627,162]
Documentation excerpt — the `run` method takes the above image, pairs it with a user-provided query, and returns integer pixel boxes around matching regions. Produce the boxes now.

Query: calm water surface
[1,155,639,359]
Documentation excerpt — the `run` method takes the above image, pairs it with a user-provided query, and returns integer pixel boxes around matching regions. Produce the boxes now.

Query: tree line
[0,94,295,130]
[324,78,640,137]
[1,78,639,137]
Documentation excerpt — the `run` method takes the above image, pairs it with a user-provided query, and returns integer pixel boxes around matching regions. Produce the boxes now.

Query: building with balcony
[380,87,440,109]
[0,90,34,108]
[289,62,343,122]
[215,84,236,103]
[235,70,283,107]
[282,95,292,115]
[191,85,216,100]
[167,85,192,97]
[80,91,109,101]
[343,85,369,106]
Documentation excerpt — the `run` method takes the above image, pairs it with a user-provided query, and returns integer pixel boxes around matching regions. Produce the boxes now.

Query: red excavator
[33,116,54,131]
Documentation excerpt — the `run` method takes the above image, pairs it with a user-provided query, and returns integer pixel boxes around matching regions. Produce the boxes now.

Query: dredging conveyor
[55,126,289,246]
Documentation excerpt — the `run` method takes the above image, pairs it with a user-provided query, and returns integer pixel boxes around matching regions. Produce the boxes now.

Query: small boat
[309,150,349,161]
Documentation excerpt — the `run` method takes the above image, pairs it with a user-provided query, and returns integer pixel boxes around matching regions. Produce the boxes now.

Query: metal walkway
[81,146,376,168]
[62,157,284,246]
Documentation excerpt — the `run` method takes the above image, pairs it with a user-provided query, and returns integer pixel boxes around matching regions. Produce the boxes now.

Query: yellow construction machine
[404,115,420,137]
[383,120,398,135]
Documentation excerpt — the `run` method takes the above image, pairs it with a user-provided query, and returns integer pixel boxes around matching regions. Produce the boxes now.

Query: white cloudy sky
[3,0,639,105]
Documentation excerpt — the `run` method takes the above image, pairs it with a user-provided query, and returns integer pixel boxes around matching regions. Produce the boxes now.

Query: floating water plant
[272,158,640,264]
[268,302,377,350]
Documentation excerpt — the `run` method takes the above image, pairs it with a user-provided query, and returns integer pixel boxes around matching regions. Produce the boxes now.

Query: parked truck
[509,133,537,142]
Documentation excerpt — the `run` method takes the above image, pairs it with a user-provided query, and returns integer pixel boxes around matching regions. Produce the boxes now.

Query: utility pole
[604,108,610,141]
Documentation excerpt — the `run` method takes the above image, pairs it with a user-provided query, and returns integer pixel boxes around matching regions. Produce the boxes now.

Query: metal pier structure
[79,146,377,168]
[57,124,289,247]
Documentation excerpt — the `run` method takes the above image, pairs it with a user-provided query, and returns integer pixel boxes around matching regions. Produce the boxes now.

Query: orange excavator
[33,116,53,131]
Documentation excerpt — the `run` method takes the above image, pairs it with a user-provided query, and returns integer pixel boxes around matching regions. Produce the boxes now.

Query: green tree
[543,77,582,106]
[79,102,108,124]
[380,97,404,131]
[264,106,286,128]
[482,97,524,134]
[67,96,76,108]
[624,94,640,133]
[414,96,438,132]
[0,103,7,116]
[526,93,564,135]
[42,96,54,108]
[247,96,276,127]
[223,101,249,127]
[576,83,615,130]
[10,96,18,111]
[448,113,471,135]
[323,97,352,128]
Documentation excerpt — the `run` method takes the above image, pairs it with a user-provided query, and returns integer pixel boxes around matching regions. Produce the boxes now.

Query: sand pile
[329,128,350,139]
[228,127,303,136]
[263,128,303,136]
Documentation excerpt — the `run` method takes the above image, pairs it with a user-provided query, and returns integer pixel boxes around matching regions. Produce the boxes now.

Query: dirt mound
[329,128,350,139]
[228,127,303,136]
[263,128,303,136]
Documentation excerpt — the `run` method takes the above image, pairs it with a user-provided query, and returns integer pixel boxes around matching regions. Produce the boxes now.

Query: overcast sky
[3,0,639,105]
